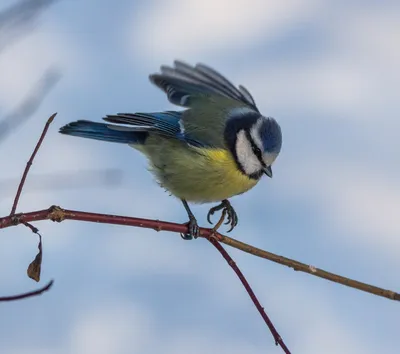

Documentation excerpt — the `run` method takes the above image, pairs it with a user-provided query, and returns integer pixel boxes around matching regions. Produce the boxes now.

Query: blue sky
[0,1,399,353]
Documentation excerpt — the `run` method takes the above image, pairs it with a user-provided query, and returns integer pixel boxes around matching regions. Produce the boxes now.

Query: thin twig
[216,235,400,302]
[207,212,289,351]
[0,280,53,301]
[212,208,227,232]
[208,234,290,353]
[10,113,56,215]
[1,206,399,302]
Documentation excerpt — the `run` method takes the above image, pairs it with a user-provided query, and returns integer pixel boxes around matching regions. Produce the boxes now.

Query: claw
[181,199,200,240]
[207,199,238,232]
[181,217,200,240]
[207,211,214,224]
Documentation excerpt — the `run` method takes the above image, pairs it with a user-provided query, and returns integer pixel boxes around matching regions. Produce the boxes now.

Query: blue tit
[60,61,282,239]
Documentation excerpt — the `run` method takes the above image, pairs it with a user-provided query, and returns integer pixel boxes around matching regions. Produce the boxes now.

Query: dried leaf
[27,234,42,282]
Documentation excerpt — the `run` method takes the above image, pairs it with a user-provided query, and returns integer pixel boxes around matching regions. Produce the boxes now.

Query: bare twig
[211,208,227,232]
[10,112,56,215]
[1,206,399,302]
[0,279,53,301]
[207,212,289,352]
[208,234,290,353]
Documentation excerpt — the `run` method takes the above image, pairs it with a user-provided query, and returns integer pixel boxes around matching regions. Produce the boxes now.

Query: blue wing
[60,111,205,147]
[150,60,259,111]
[103,111,182,139]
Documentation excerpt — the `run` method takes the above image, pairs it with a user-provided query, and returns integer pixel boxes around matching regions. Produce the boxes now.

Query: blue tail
[59,120,147,144]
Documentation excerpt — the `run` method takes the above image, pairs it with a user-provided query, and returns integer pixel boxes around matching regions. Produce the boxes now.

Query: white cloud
[128,0,320,64]
[242,58,375,117]
[68,301,153,354]
[162,332,263,354]
[324,169,400,254]
[279,159,400,261]
[266,279,375,354]
[205,2,397,122]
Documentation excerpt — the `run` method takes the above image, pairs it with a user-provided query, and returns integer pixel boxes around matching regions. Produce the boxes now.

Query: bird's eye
[253,146,262,157]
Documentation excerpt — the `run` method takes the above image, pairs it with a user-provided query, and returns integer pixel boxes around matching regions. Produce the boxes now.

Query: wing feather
[149,60,259,111]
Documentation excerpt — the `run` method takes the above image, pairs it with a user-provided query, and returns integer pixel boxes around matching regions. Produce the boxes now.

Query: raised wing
[150,60,259,112]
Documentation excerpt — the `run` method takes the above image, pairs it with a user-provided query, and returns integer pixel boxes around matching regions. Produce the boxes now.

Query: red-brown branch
[1,206,399,303]
[1,206,291,351]
[208,235,290,353]
[10,113,56,215]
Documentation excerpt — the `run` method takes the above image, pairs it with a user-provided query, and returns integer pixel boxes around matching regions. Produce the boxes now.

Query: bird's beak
[263,166,273,178]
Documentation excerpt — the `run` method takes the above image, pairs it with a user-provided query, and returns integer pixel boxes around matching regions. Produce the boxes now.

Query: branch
[208,235,290,353]
[0,280,53,301]
[10,112,56,215]
[1,206,399,302]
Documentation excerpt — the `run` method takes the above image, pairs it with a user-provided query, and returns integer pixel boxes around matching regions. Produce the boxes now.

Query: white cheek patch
[249,118,264,151]
[235,130,262,175]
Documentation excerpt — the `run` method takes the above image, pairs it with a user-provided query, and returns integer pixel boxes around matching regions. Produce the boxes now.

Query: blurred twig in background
[0,0,60,142]
[0,169,124,200]
[0,1,125,196]
[0,0,56,53]
[0,68,61,143]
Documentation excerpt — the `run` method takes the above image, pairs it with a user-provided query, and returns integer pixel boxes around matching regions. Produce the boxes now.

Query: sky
[0,0,399,353]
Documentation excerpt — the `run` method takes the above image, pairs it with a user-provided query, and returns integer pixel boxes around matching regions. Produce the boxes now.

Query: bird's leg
[181,199,200,240]
[207,199,238,232]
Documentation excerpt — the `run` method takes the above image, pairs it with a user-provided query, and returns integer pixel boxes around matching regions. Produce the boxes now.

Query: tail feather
[59,120,147,144]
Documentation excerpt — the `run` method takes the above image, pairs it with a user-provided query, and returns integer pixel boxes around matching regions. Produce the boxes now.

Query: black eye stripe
[245,131,265,165]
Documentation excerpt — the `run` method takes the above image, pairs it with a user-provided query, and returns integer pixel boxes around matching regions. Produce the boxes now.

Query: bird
[59,60,282,239]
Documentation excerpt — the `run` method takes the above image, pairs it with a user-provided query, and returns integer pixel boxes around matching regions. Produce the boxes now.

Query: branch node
[49,205,65,222]
[308,265,317,273]
[10,214,21,226]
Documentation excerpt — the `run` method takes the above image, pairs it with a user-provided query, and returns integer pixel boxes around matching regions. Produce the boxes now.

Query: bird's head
[225,109,282,179]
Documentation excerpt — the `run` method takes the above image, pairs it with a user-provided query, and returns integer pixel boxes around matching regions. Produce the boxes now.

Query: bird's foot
[207,199,238,232]
[181,215,200,240]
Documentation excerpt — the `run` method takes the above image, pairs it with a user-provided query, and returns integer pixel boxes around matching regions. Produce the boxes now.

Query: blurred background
[0,1,399,353]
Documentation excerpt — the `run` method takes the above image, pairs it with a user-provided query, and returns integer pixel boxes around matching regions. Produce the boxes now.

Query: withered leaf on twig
[27,234,42,282]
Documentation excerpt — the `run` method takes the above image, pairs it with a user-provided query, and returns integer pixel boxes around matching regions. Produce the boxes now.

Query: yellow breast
[164,147,259,203]
[138,137,261,203]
